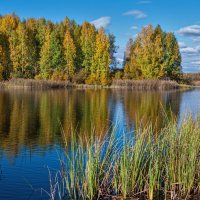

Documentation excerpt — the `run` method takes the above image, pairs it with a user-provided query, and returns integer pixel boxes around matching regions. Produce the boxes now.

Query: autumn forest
[0,14,182,85]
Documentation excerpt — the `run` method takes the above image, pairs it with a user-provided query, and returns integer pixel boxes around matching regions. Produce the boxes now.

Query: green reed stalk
[60,114,200,200]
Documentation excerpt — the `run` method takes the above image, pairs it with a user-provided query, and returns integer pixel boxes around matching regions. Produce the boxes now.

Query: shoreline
[0,78,194,90]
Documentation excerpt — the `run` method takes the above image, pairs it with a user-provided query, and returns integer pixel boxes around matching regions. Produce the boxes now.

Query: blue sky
[1,0,200,72]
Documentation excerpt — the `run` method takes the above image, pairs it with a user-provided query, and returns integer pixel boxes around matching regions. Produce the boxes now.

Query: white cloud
[137,1,152,4]
[91,16,111,29]
[177,43,200,72]
[191,60,200,65]
[178,25,200,37]
[180,45,200,55]
[180,45,200,72]
[123,10,147,19]
[192,37,200,42]
[131,26,138,30]
[178,42,187,48]
[177,26,200,71]
[181,47,197,54]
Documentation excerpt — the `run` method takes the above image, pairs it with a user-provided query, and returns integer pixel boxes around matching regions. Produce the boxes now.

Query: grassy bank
[183,73,200,86]
[111,79,180,90]
[0,78,184,90]
[56,115,200,200]
[0,78,73,89]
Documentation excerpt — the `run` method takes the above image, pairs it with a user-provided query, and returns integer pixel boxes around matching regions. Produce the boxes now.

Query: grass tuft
[56,115,200,199]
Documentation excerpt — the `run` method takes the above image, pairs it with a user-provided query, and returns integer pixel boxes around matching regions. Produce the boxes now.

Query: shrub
[85,74,98,85]
[73,69,88,84]
[51,70,68,81]
[100,73,111,86]
[114,70,123,80]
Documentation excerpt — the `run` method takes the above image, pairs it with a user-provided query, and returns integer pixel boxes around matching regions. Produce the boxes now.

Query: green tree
[108,33,118,69]
[80,22,96,72]
[36,18,47,49]
[9,22,34,78]
[39,28,52,79]
[71,23,83,71]
[39,28,63,79]
[164,32,182,80]
[63,31,76,79]
[151,25,165,78]
[50,31,63,72]
[90,28,110,85]
[26,18,40,76]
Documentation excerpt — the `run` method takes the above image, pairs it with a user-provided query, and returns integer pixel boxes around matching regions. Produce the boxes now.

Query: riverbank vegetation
[112,79,179,90]
[0,78,181,90]
[58,115,200,200]
[0,14,186,87]
[0,78,72,89]
[183,73,200,86]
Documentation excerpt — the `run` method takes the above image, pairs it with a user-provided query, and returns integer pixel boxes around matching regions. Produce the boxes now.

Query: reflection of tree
[0,89,181,159]
[62,89,110,143]
[123,90,181,132]
[0,91,11,139]
[0,89,111,157]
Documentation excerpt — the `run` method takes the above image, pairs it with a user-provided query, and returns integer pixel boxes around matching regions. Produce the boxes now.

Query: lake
[0,88,200,200]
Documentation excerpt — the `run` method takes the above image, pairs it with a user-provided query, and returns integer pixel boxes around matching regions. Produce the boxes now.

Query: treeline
[123,25,182,81]
[0,14,182,85]
[0,13,117,85]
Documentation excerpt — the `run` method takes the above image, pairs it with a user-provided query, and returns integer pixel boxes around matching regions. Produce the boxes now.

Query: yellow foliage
[100,73,110,86]
[85,74,98,85]
[34,74,43,80]
[51,70,68,81]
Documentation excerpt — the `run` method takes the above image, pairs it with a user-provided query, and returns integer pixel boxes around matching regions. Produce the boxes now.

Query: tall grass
[0,78,182,90]
[183,73,200,86]
[60,115,200,199]
[111,79,180,90]
[0,78,72,89]
[183,73,200,82]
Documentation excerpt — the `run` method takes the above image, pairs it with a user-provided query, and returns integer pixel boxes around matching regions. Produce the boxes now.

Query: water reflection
[0,89,183,153]
[0,89,112,154]
[122,90,181,132]
[0,88,200,200]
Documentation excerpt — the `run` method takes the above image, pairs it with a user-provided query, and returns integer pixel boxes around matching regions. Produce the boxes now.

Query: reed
[111,79,180,90]
[183,73,200,82]
[0,78,72,89]
[183,73,200,86]
[0,78,182,90]
[57,115,200,199]
[193,81,200,86]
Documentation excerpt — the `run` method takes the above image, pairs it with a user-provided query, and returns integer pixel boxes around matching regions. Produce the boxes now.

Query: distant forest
[0,14,182,85]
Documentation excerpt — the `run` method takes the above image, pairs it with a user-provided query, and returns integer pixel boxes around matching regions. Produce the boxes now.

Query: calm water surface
[0,88,200,199]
